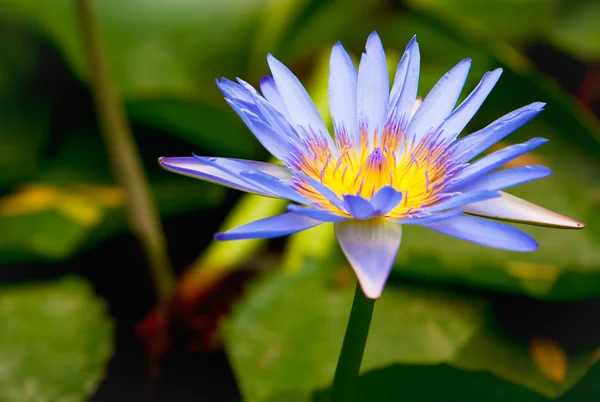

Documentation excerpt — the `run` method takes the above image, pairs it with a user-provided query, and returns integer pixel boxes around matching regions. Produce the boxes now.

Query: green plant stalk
[75,0,175,308]
[330,283,375,402]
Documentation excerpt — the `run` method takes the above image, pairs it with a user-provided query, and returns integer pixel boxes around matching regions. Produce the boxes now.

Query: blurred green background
[1,0,600,401]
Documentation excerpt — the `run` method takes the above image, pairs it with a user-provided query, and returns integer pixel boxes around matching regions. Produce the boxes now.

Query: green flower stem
[330,282,375,402]
[75,0,175,309]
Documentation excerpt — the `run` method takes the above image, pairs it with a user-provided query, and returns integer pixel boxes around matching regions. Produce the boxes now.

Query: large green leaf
[223,262,599,401]
[0,0,268,99]
[404,0,600,62]
[404,0,559,43]
[0,25,51,188]
[0,276,113,402]
[549,0,600,61]
[0,177,223,263]
[0,126,225,263]
[0,98,50,187]
[126,99,259,158]
[314,363,600,402]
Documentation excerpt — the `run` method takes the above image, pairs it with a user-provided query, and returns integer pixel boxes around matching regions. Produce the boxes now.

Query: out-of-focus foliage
[0,277,113,401]
[224,261,599,402]
[406,0,600,62]
[0,0,599,401]
[313,363,600,402]
[405,0,559,42]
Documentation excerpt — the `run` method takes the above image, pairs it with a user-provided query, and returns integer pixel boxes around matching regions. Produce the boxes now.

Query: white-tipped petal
[464,191,585,229]
[334,219,402,299]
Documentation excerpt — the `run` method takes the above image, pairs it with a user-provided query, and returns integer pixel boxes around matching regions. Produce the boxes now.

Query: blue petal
[242,83,300,144]
[464,192,585,229]
[241,170,308,204]
[215,212,322,240]
[297,173,346,211]
[357,32,389,146]
[458,165,552,193]
[224,94,292,159]
[391,209,463,225]
[407,58,471,143]
[388,36,419,126]
[335,219,403,299]
[343,194,376,220]
[424,190,500,213]
[217,78,253,102]
[286,204,349,222]
[449,138,548,188]
[451,102,546,162]
[437,68,502,141]
[423,215,538,252]
[159,156,288,197]
[267,54,333,147]
[260,76,290,120]
[330,42,358,143]
[370,186,403,215]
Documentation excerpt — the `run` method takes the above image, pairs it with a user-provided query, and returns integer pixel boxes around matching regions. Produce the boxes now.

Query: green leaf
[223,262,599,401]
[549,1,600,61]
[0,276,113,402]
[0,0,268,99]
[404,0,559,42]
[126,99,259,158]
[0,122,226,263]
[0,98,50,187]
[0,177,224,263]
[315,363,600,402]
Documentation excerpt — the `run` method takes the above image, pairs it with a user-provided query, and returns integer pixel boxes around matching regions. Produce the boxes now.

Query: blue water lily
[160,32,584,299]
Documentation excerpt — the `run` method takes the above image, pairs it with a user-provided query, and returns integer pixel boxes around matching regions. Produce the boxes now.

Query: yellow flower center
[293,126,453,219]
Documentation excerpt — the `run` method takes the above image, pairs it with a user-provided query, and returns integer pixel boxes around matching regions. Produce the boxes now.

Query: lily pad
[314,363,600,402]
[0,276,113,402]
[222,262,599,401]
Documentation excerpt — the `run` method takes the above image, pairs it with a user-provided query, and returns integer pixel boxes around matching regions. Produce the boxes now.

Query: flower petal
[216,77,253,102]
[267,54,332,146]
[357,32,389,146]
[388,36,420,126]
[458,165,552,193]
[241,170,307,204]
[451,102,546,162]
[424,190,500,213]
[215,212,322,240]
[370,186,403,215]
[407,58,471,143]
[330,41,358,143]
[159,156,289,197]
[343,194,377,220]
[449,137,548,188]
[437,68,502,140]
[287,204,349,222]
[223,95,292,159]
[391,209,463,225]
[260,76,291,120]
[464,191,585,229]
[423,215,538,252]
[297,173,346,211]
[335,219,402,299]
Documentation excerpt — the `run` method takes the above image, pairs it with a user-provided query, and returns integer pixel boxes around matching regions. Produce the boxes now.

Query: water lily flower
[159,32,584,299]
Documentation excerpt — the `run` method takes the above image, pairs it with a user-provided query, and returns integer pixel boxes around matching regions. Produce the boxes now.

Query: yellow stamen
[294,125,451,219]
